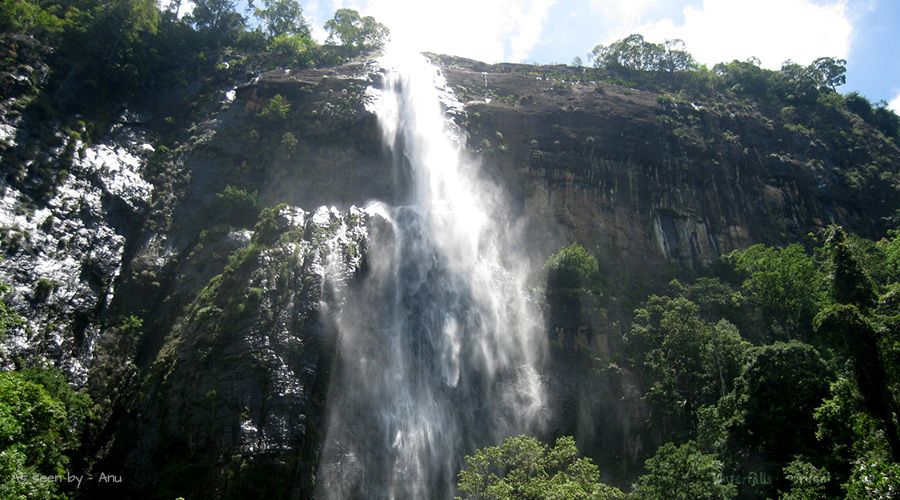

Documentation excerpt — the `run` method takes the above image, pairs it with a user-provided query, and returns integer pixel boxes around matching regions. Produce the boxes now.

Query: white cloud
[609,0,853,69]
[889,92,900,114]
[590,0,659,26]
[304,0,329,43]
[334,0,556,62]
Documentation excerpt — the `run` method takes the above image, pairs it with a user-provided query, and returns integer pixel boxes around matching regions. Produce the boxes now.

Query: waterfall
[317,50,546,499]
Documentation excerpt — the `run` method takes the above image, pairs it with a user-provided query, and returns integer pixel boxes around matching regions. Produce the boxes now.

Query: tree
[814,375,886,486]
[711,57,776,99]
[190,0,244,44]
[51,0,161,108]
[814,226,900,461]
[629,295,749,437]
[844,92,874,121]
[266,33,314,67]
[324,8,389,55]
[780,458,830,500]
[0,369,91,499]
[0,0,65,35]
[844,457,900,499]
[211,185,259,227]
[719,341,830,497]
[590,34,696,72]
[456,435,624,500]
[726,243,825,340]
[257,94,291,121]
[809,57,846,91]
[872,102,900,139]
[544,242,601,299]
[254,0,308,38]
[631,441,736,499]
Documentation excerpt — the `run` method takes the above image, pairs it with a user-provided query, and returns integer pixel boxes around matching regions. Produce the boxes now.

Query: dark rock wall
[1,53,898,497]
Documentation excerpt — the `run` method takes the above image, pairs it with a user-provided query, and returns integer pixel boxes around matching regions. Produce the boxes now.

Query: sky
[293,0,900,111]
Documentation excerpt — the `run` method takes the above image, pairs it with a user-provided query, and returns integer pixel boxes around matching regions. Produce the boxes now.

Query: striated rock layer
[0,51,897,497]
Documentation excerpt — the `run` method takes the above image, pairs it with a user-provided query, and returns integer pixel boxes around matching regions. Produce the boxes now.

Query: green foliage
[324,8,389,57]
[667,278,746,329]
[823,226,878,310]
[211,185,259,227]
[876,230,900,283]
[814,225,900,462]
[808,57,847,91]
[780,458,830,500]
[871,103,900,139]
[0,283,22,341]
[843,93,900,139]
[591,34,696,72]
[52,0,161,107]
[719,342,829,496]
[844,457,900,499]
[814,375,887,481]
[0,0,65,34]
[845,92,874,121]
[255,0,308,38]
[119,314,144,335]
[456,435,624,500]
[189,0,244,42]
[629,295,748,436]
[253,203,289,244]
[267,33,314,67]
[631,441,735,500]
[0,445,62,499]
[258,94,291,121]
[725,243,825,340]
[544,242,601,298]
[0,368,91,499]
[281,131,298,150]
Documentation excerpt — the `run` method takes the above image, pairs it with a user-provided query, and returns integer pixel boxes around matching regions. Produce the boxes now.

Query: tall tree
[190,0,244,45]
[631,441,736,500]
[324,8,389,54]
[457,435,624,499]
[814,226,900,461]
[254,0,309,38]
[809,56,847,91]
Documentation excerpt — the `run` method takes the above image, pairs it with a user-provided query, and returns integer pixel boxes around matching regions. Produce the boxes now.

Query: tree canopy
[254,0,309,38]
[324,8,389,55]
[456,435,624,500]
[590,34,697,72]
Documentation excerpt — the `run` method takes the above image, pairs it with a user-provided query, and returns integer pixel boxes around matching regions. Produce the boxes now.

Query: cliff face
[437,56,896,283]
[1,52,898,497]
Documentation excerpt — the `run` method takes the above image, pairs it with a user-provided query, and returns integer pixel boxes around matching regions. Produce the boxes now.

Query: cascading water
[317,50,547,499]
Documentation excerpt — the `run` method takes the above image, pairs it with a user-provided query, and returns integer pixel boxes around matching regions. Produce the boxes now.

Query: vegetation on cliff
[2,0,900,497]
[0,0,387,134]
[494,224,899,498]
[0,299,93,499]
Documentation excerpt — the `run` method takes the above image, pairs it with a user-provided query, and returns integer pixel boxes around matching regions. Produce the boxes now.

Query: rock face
[1,52,898,497]
[434,56,897,287]
[90,205,373,499]
[0,124,152,382]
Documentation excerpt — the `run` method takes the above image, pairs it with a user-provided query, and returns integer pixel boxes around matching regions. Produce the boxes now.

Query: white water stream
[318,50,546,499]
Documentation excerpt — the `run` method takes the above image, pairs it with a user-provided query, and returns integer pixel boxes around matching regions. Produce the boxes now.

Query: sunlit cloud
[589,0,660,26]
[889,92,900,114]
[611,0,853,68]
[323,0,557,62]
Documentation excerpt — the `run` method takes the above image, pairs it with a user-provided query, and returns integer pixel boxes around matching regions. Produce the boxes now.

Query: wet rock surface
[0,53,897,497]
[0,123,152,382]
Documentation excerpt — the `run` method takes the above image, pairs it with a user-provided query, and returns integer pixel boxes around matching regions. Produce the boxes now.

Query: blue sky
[225,0,900,108]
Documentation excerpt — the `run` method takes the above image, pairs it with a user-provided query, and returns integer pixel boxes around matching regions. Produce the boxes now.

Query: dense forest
[2,0,900,499]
